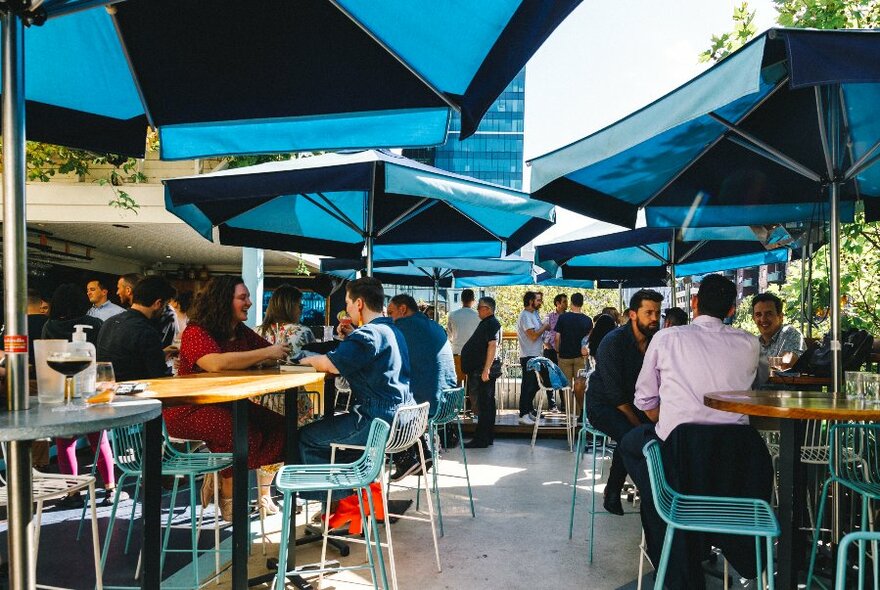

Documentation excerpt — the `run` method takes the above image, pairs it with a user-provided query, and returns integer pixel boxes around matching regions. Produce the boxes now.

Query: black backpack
[798,329,874,376]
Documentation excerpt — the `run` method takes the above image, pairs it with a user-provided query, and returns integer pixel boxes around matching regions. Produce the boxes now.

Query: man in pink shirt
[620,274,766,584]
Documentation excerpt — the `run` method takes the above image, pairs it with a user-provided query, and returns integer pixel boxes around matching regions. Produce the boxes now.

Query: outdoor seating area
[6,2,880,590]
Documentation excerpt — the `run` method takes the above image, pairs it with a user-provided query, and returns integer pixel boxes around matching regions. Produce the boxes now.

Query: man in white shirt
[517,290,550,425]
[447,289,481,388]
[86,279,125,321]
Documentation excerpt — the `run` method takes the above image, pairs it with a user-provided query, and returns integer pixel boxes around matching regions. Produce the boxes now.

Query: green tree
[705,0,880,335]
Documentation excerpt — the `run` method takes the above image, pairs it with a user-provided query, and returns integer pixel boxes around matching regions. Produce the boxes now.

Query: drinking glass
[87,362,117,405]
[863,373,880,405]
[768,356,784,375]
[47,350,93,412]
[845,371,865,400]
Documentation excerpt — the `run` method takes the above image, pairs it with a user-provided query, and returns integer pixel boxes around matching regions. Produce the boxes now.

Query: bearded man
[586,289,663,516]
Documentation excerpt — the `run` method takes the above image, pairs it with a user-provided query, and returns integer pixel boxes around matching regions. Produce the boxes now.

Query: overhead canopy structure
[535,226,791,284]
[8,0,582,159]
[165,150,556,268]
[321,256,537,288]
[529,28,878,229]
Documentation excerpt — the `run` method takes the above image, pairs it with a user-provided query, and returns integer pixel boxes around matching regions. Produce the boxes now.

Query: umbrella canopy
[322,256,538,288]
[535,272,668,290]
[164,150,556,267]
[11,0,581,159]
[535,226,791,283]
[530,28,880,393]
[529,28,878,229]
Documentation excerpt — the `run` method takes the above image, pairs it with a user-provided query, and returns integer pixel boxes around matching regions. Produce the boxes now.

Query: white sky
[524,0,777,244]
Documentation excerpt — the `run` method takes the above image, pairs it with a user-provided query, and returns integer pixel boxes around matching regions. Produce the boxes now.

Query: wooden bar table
[704,390,880,589]
[132,369,325,590]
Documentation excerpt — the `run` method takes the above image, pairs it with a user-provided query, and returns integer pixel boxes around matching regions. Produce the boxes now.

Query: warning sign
[4,335,28,354]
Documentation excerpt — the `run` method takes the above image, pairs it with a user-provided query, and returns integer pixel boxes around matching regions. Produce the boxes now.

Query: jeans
[519,356,538,416]
[586,402,651,500]
[297,410,375,501]
[467,371,497,443]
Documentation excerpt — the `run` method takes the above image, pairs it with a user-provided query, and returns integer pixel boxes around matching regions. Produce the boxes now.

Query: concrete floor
[208,434,648,590]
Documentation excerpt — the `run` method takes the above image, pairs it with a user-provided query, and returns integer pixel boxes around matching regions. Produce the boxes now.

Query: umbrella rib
[640,76,790,210]
[708,112,822,182]
[303,193,363,236]
[375,198,435,238]
[107,7,157,130]
[636,244,668,264]
[677,240,708,264]
[814,87,835,179]
[327,0,459,113]
[837,86,862,200]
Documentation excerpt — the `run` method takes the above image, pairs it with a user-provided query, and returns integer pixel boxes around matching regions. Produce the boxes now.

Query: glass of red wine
[46,350,93,412]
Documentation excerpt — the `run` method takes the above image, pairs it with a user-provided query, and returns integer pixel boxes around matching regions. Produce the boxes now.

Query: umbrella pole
[669,231,676,308]
[2,11,36,590]
[799,244,807,335]
[433,278,440,321]
[806,240,814,339]
[827,87,843,398]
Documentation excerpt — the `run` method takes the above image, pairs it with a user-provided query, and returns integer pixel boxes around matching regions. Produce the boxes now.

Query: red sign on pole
[4,335,28,354]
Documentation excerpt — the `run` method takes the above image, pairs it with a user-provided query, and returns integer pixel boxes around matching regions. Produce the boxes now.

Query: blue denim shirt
[394,312,456,415]
[328,317,412,421]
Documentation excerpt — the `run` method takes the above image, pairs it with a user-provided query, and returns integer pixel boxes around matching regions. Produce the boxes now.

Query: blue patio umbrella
[0,2,580,588]
[164,150,556,271]
[535,226,791,287]
[530,28,880,391]
[7,0,582,158]
[322,255,538,319]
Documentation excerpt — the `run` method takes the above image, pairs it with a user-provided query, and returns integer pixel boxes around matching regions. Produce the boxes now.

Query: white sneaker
[519,413,542,426]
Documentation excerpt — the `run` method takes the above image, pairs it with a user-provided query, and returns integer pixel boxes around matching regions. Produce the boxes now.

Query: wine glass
[87,362,117,405]
[46,350,93,412]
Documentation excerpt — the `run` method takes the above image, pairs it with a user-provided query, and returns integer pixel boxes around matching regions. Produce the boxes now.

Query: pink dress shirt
[634,315,761,441]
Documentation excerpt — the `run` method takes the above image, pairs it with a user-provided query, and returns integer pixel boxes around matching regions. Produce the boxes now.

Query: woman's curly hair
[188,276,246,342]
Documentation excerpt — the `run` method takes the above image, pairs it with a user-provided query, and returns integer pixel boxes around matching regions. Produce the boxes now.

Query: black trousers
[586,402,651,498]
[467,371,497,443]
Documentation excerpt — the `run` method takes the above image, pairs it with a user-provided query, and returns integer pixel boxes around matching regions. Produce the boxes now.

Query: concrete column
[242,247,264,328]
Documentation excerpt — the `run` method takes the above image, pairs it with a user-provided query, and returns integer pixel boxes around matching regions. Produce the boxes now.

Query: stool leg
[861,500,869,590]
[806,478,832,590]
[274,491,293,590]
[589,434,600,563]
[654,526,675,590]
[357,490,382,590]
[124,474,142,555]
[457,419,475,518]
[415,437,441,572]
[637,529,647,590]
[160,476,181,576]
[568,429,584,540]
[86,481,103,590]
[99,473,129,575]
[767,536,776,590]
[428,424,444,537]
[189,474,200,590]
[754,538,762,590]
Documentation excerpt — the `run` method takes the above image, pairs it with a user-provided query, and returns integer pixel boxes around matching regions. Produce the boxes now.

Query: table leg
[778,419,806,590]
[141,416,162,590]
[232,399,249,590]
[7,440,34,590]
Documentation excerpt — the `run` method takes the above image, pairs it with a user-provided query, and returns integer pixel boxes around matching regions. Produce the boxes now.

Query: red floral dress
[163,323,285,472]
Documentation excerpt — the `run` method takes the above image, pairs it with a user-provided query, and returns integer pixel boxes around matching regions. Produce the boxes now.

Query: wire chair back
[642,440,679,525]
[346,419,391,485]
[431,387,464,427]
[385,402,430,455]
[829,423,874,483]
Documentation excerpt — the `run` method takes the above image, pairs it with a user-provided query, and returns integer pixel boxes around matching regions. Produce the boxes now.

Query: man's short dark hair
[347,277,385,312]
[88,278,109,292]
[696,274,737,319]
[120,273,144,289]
[663,307,689,327]
[751,292,783,314]
[523,290,537,308]
[553,293,567,305]
[133,276,176,307]
[571,293,584,307]
[389,293,419,314]
[478,296,496,312]
[461,289,475,305]
[629,289,663,312]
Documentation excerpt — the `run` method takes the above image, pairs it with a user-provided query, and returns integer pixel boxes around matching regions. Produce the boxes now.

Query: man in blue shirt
[386,294,456,479]
[299,278,413,477]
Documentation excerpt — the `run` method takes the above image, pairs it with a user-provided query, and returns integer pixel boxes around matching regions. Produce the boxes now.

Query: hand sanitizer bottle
[69,324,97,397]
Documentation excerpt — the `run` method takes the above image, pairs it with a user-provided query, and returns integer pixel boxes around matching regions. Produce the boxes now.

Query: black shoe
[56,493,85,509]
[100,489,130,507]
[463,439,491,449]
[603,491,625,516]
[389,458,423,482]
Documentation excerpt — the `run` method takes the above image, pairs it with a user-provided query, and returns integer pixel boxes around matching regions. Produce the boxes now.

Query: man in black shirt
[554,292,593,408]
[587,289,662,515]
[97,276,176,381]
[461,297,502,448]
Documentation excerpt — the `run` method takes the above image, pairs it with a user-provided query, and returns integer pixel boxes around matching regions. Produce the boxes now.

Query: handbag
[799,329,874,376]
[488,358,503,379]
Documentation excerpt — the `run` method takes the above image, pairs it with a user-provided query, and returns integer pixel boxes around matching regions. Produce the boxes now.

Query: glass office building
[403,69,525,190]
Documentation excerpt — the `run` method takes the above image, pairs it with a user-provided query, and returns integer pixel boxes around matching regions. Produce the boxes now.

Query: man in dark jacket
[461,296,502,448]
[97,276,176,381]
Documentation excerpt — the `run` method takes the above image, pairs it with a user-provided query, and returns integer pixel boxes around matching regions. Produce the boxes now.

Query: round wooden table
[705,390,880,590]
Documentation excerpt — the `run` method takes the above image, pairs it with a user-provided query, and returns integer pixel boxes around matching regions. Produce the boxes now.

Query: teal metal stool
[642,440,780,590]
[273,419,391,590]
[422,387,475,536]
[100,422,233,589]
[807,423,877,590]
[568,400,614,562]
[836,531,880,588]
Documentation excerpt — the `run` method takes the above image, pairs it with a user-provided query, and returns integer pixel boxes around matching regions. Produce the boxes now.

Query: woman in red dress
[164,276,290,519]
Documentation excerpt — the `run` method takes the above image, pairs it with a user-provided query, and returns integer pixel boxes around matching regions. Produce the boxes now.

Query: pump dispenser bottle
[69,324,97,397]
